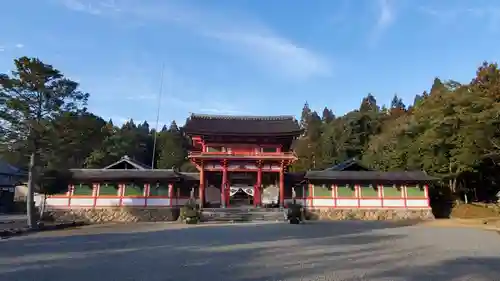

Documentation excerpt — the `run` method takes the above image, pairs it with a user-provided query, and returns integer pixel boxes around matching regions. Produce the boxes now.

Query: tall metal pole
[151,63,165,169]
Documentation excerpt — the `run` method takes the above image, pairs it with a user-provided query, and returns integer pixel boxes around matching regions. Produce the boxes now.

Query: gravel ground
[0,221,499,281]
[0,214,27,231]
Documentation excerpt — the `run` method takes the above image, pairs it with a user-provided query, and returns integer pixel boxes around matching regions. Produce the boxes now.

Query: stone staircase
[201,207,287,223]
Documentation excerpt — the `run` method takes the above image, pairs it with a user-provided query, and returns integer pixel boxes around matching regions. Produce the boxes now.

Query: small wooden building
[43,156,198,209]
[292,159,436,209]
[0,159,24,212]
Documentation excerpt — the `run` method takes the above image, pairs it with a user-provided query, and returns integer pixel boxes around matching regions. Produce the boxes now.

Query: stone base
[46,207,180,224]
[306,208,434,221]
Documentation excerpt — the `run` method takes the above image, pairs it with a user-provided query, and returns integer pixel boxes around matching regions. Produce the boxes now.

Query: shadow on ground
[0,220,499,281]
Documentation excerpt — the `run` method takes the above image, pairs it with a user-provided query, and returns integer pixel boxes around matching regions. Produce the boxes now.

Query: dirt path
[422,218,500,232]
[2,220,500,281]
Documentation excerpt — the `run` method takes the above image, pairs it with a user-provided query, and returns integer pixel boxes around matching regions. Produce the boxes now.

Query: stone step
[203,208,284,213]
[201,209,287,222]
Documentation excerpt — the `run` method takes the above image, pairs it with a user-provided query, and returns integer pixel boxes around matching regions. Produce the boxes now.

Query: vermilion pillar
[222,164,228,208]
[199,163,205,208]
[168,183,173,207]
[279,165,284,208]
[424,184,430,208]
[255,165,262,207]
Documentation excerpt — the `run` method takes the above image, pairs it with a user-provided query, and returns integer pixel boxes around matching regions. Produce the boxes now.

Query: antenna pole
[151,62,165,169]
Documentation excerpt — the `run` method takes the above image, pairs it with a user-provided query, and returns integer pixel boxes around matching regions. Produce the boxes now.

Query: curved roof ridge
[190,113,296,121]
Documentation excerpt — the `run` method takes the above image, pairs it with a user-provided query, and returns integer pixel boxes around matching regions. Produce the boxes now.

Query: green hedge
[98,184,119,196]
[150,184,170,196]
[383,185,402,198]
[73,184,93,195]
[313,185,331,197]
[337,185,355,197]
[124,184,143,196]
[360,185,378,197]
[406,186,426,198]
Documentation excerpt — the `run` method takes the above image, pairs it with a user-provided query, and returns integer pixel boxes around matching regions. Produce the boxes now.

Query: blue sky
[1,0,500,127]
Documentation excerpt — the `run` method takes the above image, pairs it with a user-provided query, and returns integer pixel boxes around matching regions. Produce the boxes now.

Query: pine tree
[299,102,312,134]
[321,107,334,123]
[0,57,88,228]
[168,120,179,132]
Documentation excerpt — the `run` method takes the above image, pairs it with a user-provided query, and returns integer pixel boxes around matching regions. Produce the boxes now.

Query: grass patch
[451,204,499,219]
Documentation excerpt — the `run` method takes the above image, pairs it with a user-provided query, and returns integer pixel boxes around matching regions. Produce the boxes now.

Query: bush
[287,201,304,223]
[179,199,201,224]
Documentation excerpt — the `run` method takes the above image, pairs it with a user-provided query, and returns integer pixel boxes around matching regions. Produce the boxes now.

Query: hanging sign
[243,187,254,196]
[229,187,240,196]
[229,186,255,197]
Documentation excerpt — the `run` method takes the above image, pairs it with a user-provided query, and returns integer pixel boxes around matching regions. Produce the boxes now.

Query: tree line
[294,62,500,203]
[1,57,500,205]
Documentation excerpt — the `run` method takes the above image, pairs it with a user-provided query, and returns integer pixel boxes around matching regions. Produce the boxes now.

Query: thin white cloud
[56,0,331,80]
[198,108,249,115]
[206,31,330,79]
[125,94,156,101]
[0,43,24,52]
[369,0,396,46]
[419,5,500,28]
[59,0,104,15]
[377,0,395,28]
[164,95,249,116]
[84,62,251,121]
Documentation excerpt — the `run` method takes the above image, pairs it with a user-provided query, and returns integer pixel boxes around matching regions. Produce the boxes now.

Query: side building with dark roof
[301,161,437,210]
[0,159,25,213]
[42,155,199,210]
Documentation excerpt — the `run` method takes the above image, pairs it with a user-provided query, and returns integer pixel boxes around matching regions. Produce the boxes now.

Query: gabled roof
[103,155,151,170]
[305,170,438,182]
[69,169,179,181]
[325,158,372,171]
[183,114,302,136]
[179,172,200,181]
[0,159,25,176]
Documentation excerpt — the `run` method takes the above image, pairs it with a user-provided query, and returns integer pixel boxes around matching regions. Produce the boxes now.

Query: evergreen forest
[2,56,500,203]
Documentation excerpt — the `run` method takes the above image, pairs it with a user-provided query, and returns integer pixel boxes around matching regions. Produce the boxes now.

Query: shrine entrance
[229,186,254,207]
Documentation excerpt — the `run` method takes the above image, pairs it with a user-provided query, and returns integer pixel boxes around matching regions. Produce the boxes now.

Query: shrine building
[40,113,436,212]
[183,114,302,208]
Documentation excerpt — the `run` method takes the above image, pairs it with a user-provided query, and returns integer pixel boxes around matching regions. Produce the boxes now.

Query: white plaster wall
[205,185,221,203]
[70,198,94,207]
[383,199,405,207]
[336,199,358,207]
[147,198,171,206]
[312,198,335,207]
[95,198,120,207]
[406,199,429,207]
[359,199,382,207]
[45,197,69,207]
[122,198,146,206]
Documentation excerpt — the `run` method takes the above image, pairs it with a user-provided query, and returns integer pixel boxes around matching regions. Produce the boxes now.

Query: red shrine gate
[184,114,302,208]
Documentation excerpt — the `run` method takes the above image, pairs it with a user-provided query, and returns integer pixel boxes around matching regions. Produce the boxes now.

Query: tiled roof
[69,169,179,181]
[0,159,25,176]
[103,155,151,170]
[183,114,302,136]
[325,158,372,171]
[305,170,438,182]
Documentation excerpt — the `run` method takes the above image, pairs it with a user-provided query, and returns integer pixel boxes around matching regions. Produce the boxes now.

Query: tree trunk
[27,151,37,229]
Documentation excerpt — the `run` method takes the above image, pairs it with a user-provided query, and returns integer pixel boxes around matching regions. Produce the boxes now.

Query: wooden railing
[188,151,297,158]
